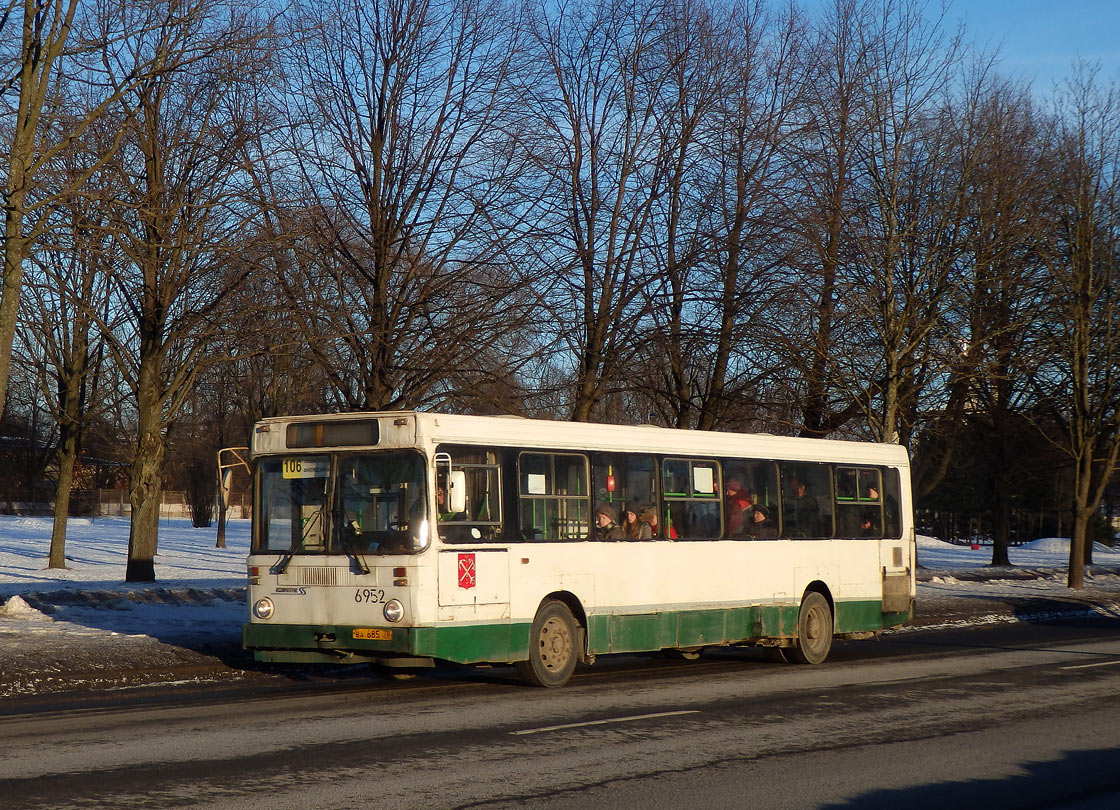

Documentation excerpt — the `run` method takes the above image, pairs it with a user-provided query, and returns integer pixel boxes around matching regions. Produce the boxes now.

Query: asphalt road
[3,618,1120,810]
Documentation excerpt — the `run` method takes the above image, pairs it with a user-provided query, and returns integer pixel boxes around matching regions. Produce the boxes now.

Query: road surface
[3,619,1120,810]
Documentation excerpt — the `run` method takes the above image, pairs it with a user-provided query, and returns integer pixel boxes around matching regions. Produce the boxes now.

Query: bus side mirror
[448,471,467,514]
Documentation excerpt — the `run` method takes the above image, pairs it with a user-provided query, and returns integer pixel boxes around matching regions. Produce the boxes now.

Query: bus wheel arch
[787,584,834,665]
[515,594,585,687]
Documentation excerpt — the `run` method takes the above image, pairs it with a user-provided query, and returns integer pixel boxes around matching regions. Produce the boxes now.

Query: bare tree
[18,99,123,568]
[0,0,81,428]
[614,0,800,431]
[771,0,968,448]
[274,0,531,413]
[1034,67,1120,588]
[97,0,275,581]
[778,0,876,437]
[691,0,802,432]
[952,76,1049,565]
[843,0,966,446]
[0,0,181,427]
[514,0,682,422]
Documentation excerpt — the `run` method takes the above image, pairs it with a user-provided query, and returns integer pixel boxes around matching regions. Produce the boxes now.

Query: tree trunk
[989,413,1013,567]
[0,208,30,425]
[571,342,601,423]
[215,465,230,548]
[1067,504,1090,590]
[48,439,78,569]
[990,471,1012,567]
[127,365,165,581]
[127,442,163,582]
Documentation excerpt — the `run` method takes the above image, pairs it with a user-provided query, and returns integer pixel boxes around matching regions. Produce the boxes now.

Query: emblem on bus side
[458,553,476,589]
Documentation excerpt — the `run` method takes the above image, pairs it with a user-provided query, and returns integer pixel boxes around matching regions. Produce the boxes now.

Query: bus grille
[298,567,353,586]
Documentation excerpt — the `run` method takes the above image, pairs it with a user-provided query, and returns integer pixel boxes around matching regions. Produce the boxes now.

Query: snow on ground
[0,518,1119,658]
[911,534,1120,632]
[915,533,1119,571]
[0,516,250,656]
[0,515,249,596]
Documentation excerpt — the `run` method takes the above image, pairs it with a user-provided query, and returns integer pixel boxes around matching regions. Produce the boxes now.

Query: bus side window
[882,467,903,538]
[435,447,503,543]
[663,458,720,539]
[518,452,590,541]
[834,467,881,537]
[723,460,780,539]
[780,463,833,538]
[591,453,658,540]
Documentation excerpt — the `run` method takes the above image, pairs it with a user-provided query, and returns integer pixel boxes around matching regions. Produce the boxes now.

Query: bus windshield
[254,451,428,555]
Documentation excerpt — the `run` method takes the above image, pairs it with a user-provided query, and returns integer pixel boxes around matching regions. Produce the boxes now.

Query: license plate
[353,628,392,641]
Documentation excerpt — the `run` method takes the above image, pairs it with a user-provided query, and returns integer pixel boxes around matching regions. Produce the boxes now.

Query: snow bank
[1022,537,1071,553]
[917,535,958,549]
[0,594,52,621]
[1016,537,1117,556]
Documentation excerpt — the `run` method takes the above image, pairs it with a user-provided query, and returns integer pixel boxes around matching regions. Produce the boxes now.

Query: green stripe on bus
[242,621,533,665]
[412,623,531,663]
[243,598,909,665]
[585,599,899,654]
[834,600,911,632]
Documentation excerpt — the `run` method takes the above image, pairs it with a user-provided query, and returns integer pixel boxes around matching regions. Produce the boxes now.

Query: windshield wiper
[342,522,371,575]
[270,506,325,575]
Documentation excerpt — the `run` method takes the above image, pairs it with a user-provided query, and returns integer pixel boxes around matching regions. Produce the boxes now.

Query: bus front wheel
[515,600,579,687]
[787,591,832,665]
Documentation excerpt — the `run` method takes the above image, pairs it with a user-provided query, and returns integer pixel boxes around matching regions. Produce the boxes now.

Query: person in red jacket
[725,478,754,536]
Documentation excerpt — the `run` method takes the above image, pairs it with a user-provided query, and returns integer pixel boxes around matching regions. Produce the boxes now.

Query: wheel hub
[540,617,572,670]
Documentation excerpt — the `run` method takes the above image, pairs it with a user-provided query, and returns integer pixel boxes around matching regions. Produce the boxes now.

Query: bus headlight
[253,597,275,620]
[383,599,405,623]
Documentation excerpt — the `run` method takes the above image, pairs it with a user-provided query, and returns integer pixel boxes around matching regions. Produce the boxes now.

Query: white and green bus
[243,411,914,686]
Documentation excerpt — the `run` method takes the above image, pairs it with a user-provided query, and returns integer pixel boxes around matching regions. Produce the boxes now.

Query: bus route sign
[282,458,330,479]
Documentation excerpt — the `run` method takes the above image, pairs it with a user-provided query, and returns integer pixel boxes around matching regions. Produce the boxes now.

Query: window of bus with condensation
[518,452,590,541]
[662,458,721,539]
[435,447,502,543]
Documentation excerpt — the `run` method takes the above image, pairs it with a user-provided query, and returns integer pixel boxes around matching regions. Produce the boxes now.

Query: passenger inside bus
[744,500,777,538]
[784,477,821,537]
[724,478,754,535]
[620,507,642,539]
[593,504,624,540]
[436,485,465,522]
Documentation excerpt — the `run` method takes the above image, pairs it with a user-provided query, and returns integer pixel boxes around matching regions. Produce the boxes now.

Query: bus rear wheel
[787,591,832,665]
[515,600,579,687]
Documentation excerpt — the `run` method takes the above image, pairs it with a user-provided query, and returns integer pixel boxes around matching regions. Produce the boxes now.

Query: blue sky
[949,0,1120,91]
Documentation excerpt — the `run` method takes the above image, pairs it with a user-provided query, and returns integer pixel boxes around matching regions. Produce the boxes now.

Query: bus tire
[515,600,579,687]
[787,591,832,665]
